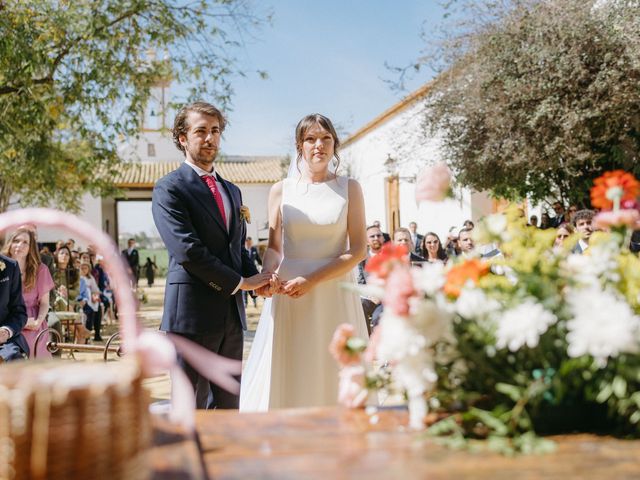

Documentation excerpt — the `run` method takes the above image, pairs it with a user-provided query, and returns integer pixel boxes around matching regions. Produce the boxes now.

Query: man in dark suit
[152,102,271,409]
[0,253,29,362]
[358,225,386,335]
[571,209,594,254]
[408,222,424,256]
[122,238,140,286]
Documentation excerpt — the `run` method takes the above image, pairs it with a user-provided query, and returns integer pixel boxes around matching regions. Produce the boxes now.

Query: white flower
[495,300,557,351]
[564,242,620,288]
[566,287,640,367]
[413,262,445,296]
[455,287,501,320]
[485,213,507,237]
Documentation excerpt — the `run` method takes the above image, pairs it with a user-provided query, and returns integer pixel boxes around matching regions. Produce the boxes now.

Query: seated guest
[420,232,449,264]
[408,222,424,255]
[463,220,475,230]
[529,215,539,227]
[78,262,103,342]
[540,213,552,230]
[0,253,29,361]
[553,223,574,251]
[1,228,54,359]
[372,220,391,243]
[631,230,640,254]
[393,228,425,264]
[444,227,460,258]
[52,246,90,344]
[551,201,566,228]
[458,227,476,257]
[572,210,594,254]
[358,225,385,334]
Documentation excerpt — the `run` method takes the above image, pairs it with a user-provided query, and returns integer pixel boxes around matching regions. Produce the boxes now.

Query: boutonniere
[239,205,251,224]
[0,260,5,272]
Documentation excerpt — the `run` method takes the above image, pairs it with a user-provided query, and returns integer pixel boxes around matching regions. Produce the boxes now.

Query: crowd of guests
[357,204,640,333]
[0,226,121,362]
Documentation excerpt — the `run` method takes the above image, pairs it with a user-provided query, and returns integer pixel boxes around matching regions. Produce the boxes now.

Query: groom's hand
[240,272,272,291]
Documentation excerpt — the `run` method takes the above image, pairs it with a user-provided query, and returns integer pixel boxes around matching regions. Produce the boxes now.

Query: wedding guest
[539,213,552,230]
[78,262,103,342]
[1,228,54,359]
[408,222,424,255]
[553,223,574,251]
[358,225,385,334]
[144,257,158,287]
[421,232,448,264]
[122,238,140,286]
[529,215,539,227]
[572,210,594,254]
[458,227,476,257]
[52,245,90,344]
[567,205,578,223]
[551,201,566,228]
[444,227,460,257]
[630,230,640,254]
[54,240,64,254]
[393,228,425,264]
[242,237,262,308]
[463,220,474,230]
[372,220,391,243]
[0,252,28,362]
[66,238,76,251]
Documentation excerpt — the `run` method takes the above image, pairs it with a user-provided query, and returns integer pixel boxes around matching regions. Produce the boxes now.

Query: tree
[0,0,269,212]
[415,0,640,207]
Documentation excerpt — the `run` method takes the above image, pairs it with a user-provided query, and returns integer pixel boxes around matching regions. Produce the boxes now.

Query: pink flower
[415,162,452,203]
[329,323,361,366]
[384,267,415,316]
[364,326,381,364]
[593,209,640,230]
[338,365,368,408]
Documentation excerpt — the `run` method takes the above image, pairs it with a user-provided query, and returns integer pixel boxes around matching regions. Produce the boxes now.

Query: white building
[341,83,494,241]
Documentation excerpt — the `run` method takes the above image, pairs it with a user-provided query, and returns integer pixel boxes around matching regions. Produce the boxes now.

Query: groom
[152,101,271,409]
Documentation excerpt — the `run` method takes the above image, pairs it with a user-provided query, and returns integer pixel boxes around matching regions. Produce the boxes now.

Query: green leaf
[496,382,522,402]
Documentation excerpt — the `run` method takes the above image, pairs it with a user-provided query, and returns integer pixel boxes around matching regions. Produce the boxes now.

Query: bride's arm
[283,179,367,298]
[255,182,283,296]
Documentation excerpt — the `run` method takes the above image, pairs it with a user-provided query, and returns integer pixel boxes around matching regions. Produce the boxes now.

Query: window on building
[147,143,156,157]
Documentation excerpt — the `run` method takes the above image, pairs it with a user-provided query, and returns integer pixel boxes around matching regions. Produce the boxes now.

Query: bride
[240,114,370,410]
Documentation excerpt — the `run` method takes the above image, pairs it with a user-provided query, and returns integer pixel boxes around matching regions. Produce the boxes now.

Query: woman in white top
[240,114,369,410]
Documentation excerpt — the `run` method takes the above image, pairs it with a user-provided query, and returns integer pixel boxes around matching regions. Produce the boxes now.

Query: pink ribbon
[0,208,241,430]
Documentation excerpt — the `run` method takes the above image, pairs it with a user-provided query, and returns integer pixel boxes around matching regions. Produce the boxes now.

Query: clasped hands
[254,273,312,299]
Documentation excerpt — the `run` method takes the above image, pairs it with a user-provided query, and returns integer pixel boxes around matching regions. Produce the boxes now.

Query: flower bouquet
[331,168,640,454]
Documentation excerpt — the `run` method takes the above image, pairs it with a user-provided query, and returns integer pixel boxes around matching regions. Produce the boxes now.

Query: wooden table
[149,407,640,479]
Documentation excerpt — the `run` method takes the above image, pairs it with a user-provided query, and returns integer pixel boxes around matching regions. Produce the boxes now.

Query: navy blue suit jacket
[0,254,29,355]
[152,162,258,333]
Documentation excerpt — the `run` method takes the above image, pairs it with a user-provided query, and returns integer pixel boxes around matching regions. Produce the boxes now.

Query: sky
[218,0,446,156]
[118,1,448,237]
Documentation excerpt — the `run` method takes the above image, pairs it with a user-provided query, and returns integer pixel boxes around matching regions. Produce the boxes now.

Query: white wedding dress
[240,176,369,410]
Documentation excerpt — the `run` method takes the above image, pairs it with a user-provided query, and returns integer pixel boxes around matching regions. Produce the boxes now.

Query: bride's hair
[294,114,341,175]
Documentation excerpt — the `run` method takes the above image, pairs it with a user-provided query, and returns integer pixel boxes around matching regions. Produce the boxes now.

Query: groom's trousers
[175,299,243,409]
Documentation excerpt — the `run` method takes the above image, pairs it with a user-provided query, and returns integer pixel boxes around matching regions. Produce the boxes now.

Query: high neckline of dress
[294,175,338,185]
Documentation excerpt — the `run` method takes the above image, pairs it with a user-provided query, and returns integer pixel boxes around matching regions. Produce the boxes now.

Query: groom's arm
[152,179,241,296]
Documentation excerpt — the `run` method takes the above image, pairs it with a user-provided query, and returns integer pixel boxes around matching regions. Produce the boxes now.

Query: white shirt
[184,160,243,294]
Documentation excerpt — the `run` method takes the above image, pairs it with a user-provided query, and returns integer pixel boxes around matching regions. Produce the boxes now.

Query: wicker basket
[0,359,150,480]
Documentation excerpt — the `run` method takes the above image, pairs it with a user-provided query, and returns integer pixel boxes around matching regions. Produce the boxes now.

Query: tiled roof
[113,156,286,188]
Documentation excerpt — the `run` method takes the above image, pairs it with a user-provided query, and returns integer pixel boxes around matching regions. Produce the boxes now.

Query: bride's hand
[255,284,272,298]
[269,273,282,294]
[282,276,314,298]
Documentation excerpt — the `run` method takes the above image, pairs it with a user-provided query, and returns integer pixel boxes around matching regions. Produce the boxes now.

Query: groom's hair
[173,102,227,154]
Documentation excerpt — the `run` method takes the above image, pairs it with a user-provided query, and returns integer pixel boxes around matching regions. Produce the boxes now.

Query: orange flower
[590,170,640,211]
[443,258,490,298]
[365,243,409,279]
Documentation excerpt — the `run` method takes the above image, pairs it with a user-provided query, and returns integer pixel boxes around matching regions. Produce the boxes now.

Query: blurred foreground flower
[415,162,452,202]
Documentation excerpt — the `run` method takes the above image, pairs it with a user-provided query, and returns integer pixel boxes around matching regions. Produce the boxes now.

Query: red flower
[365,243,409,279]
[590,170,640,211]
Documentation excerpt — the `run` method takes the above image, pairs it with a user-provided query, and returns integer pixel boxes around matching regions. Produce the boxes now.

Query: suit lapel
[180,163,228,236]
[217,174,237,235]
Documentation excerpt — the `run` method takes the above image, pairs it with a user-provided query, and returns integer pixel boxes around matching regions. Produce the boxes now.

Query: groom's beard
[188,144,218,170]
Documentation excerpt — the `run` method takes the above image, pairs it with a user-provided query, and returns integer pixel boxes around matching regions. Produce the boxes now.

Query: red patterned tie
[201,175,228,229]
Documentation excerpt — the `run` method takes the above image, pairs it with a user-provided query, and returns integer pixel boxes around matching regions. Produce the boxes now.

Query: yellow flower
[239,205,251,224]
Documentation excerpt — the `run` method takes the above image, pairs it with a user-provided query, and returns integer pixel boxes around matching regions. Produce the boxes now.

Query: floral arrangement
[330,168,640,454]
